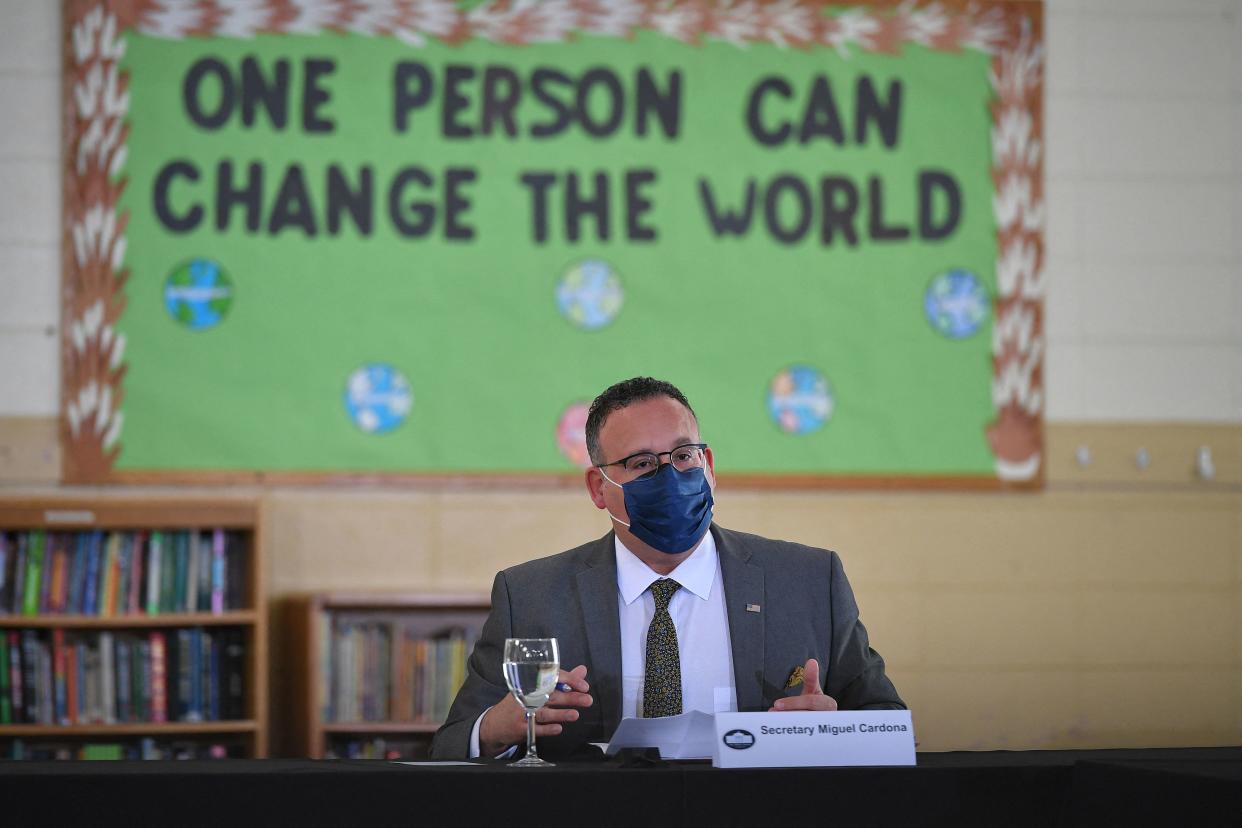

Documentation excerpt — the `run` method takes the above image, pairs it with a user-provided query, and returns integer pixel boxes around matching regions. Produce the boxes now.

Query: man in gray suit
[431,377,904,760]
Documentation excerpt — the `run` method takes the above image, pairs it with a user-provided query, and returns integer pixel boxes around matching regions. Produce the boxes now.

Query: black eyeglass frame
[595,443,709,476]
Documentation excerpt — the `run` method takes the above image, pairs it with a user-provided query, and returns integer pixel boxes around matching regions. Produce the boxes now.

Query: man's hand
[769,658,839,712]
[478,665,593,756]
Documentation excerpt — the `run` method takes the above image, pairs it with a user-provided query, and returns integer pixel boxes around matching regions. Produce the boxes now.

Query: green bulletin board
[61,0,1045,486]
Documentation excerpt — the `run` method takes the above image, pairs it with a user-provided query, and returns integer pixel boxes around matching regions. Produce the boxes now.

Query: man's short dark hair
[585,377,697,465]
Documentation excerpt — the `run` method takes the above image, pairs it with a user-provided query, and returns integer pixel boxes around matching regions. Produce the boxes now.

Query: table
[2,746,1239,827]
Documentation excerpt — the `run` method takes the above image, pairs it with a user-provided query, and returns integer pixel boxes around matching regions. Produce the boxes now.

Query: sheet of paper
[392,761,481,766]
[605,710,716,760]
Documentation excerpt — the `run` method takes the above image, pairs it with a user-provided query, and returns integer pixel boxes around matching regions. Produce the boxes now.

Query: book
[136,638,151,722]
[0,531,9,614]
[197,532,213,612]
[150,631,168,723]
[223,628,245,720]
[114,533,131,617]
[37,636,54,724]
[0,631,9,724]
[68,533,88,614]
[207,630,220,721]
[211,529,226,614]
[11,533,27,616]
[46,534,65,613]
[174,532,189,613]
[146,531,163,615]
[23,530,44,616]
[225,533,244,609]
[98,630,115,724]
[101,532,121,617]
[129,531,145,615]
[52,628,68,725]
[65,640,79,725]
[37,532,55,614]
[82,531,101,616]
[8,630,23,724]
[160,538,177,615]
[185,530,200,614]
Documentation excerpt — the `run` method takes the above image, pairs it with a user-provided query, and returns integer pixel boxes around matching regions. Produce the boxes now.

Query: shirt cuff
[468,707,518,760]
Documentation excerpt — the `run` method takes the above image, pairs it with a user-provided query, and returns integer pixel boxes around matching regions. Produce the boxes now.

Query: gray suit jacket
[429,524,905,760]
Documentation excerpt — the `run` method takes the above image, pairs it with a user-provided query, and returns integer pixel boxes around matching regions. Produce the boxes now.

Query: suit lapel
[715,526,766,712]
[576,534,623,735]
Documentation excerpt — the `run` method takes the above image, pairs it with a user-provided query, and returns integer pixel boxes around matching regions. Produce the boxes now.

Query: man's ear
[585,466,608,509]
[704,446,717,488]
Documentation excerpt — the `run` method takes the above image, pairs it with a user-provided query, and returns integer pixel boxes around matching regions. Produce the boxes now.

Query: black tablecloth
[2,747,1240,827]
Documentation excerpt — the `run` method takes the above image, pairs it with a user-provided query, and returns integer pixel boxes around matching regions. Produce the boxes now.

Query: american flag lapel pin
[745,603,761,613]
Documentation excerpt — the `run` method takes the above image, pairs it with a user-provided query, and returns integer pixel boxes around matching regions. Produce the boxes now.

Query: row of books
[0,529,248,618]
[0,627,246,726]
[323,617,477,724]
[5,738,242,760]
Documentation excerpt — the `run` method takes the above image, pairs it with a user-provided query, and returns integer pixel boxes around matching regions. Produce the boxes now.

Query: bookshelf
[287,591,489,759]
[0,496,268,760]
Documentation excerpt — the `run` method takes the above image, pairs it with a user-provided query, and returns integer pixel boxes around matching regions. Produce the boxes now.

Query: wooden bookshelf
[0,496,268,760]
[287,591,489,759]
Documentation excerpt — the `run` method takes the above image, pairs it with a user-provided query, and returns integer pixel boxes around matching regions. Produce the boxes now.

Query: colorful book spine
[197,533,212,612]
[185,531,200,614]
[38,533,55,614]
[21,630,38,722]
[11,534,27,617]
[102,532,121,617]
[23,530,44,616]
[146,531,163,615]
[129,531,145,615]
[160,534,176,615]
[65,640,79,725]
[68,534,88,614]
[174,532,189,614]
[0,532,8,615]
[0,632,9,724]
[8,630,22,724]
[211,530,225,614]
[52,628,68,724]
[98,630,115,724]
[150,631,168,723]
[83,531,101,616]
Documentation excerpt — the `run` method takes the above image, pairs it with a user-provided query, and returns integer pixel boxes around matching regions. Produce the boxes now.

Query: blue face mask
[608,463,714,554]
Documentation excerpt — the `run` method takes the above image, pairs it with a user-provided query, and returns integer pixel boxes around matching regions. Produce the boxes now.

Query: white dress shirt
[468,531,738,757]
[615,531,737,718]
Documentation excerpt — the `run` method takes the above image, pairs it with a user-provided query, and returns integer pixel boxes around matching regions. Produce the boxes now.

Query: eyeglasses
[596,443,708,481]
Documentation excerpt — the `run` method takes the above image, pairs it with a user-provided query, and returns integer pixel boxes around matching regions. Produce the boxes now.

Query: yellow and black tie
[643,578,683,718]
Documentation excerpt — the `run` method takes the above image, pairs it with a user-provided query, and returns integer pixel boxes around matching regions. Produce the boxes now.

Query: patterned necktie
[643,578,683,718]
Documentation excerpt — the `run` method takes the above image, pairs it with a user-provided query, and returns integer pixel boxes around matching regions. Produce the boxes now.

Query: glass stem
[526,708,538,760]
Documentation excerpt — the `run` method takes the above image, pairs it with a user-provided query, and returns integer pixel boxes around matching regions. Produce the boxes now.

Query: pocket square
[785,665,805,688]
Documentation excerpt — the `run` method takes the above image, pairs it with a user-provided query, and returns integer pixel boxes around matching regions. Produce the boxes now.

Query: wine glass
[502,638,560,767]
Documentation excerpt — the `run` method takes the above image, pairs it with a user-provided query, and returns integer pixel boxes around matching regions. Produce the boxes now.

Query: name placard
[712,710,916,769]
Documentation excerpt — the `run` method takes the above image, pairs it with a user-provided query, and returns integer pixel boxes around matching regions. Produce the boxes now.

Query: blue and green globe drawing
[344,364,413,434]
[924,268,989,339]
[556,259,623,330]
[164,258,233,330]
[768,365,834,435]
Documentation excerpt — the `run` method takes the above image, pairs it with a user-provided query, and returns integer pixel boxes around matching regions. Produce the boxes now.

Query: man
[431,377,904,760]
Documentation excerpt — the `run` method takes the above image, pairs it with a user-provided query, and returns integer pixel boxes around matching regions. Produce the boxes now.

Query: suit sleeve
[429,571,515,759]
[824,551,906,710]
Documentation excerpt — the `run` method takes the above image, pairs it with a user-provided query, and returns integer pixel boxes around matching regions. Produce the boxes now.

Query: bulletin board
[61,0,1044,487]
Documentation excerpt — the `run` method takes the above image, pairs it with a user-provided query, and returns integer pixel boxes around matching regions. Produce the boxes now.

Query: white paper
[605,710,716,760]
[392,761,481,766]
